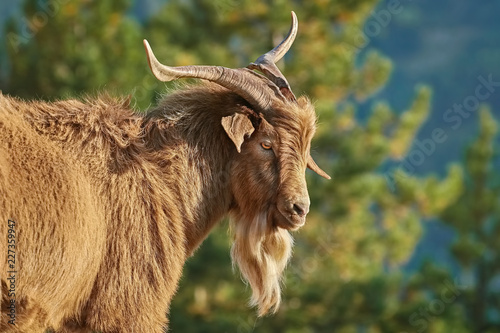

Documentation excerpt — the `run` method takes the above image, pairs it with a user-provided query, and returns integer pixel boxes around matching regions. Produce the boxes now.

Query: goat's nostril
[292,202,309,217]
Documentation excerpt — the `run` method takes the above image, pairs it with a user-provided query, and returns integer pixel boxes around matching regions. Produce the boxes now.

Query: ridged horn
[247,11,298,101]
[143,39,276,111]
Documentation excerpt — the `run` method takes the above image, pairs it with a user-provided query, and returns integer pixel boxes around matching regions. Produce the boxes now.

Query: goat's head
[144,11,329,316]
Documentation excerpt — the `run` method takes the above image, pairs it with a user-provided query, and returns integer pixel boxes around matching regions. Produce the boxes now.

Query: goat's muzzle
[274,193,310,231]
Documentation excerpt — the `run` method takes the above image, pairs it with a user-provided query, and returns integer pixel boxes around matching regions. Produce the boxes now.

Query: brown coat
[0,83,321,332]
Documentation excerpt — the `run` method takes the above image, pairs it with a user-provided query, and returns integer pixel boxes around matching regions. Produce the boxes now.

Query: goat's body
[0,87,237,332]
[0,101,106,331]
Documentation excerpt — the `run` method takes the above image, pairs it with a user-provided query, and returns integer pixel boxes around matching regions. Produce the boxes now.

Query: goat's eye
[261,142,272,150]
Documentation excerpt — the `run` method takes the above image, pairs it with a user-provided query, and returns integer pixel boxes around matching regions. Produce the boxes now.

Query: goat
[0,12,329,333]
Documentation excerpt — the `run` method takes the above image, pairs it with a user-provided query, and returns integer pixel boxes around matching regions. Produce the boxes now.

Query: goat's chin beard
[230,210,293,316]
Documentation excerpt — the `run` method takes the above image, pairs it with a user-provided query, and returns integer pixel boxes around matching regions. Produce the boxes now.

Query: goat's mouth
[271,205,306,231]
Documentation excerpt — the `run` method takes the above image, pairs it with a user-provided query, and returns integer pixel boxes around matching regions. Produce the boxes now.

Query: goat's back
[0,97,106,331]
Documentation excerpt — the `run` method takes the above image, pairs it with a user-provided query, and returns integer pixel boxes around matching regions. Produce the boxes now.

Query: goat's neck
[145,93,238,256]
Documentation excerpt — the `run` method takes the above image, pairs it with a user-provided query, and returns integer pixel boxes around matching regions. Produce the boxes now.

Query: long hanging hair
[230,209,293,316]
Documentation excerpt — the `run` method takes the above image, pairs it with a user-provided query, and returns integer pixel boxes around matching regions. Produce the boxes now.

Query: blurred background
[1,0,499,332]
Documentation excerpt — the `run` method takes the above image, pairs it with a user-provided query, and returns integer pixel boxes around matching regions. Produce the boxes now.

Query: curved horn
[247,11,298,101]
[143,39,277,111]
[308,155,331,180]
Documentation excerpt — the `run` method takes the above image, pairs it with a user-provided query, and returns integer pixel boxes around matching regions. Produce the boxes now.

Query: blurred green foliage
[1,0,499,332]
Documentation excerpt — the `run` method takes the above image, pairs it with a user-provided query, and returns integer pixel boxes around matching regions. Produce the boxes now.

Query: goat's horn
[307,155,331,180]
[143,39,276,111]
[247,11,298,101]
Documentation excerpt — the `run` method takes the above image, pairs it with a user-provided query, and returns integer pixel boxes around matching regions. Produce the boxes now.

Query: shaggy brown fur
[0,82,318,332]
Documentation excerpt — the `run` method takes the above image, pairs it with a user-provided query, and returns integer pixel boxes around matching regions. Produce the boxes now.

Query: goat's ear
[221,113,255,153]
